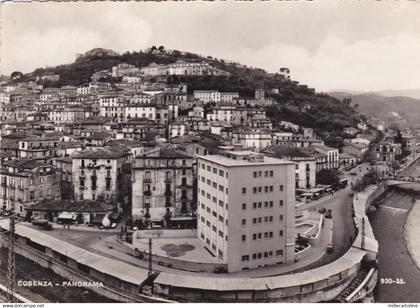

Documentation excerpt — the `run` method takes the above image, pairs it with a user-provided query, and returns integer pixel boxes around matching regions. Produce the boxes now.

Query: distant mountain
[373,89,420,100]
[329,89,420,100]
[329,92,420,128]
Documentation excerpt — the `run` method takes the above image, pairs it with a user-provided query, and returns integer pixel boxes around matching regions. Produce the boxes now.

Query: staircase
[335,268,370,303]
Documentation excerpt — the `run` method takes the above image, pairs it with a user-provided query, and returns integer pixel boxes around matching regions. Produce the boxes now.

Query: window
[280,200,284,206]
[207,166,211,172]
[253,187,257,194]
[258,171,262,177]
[242,219,246,226]
[264,252,268,258]
[264,186,268,193]
[276,250,283,256]
[212,167,217,174]
[219,184,224,192]
[258,233,262,239]
[212,225,217,232]
[219,200,224,207]
[270,170,273,177]
[270,186,273,192]
[258,202,262,208]
[269,216,273,223]
[279,215,283,221]
[269,231,273,238]
[264,232,268,239]
[241,235,246,242]
[218,231,224,238]
[218,215,224,223]
[253,171,257,178]
[212,196,217,203]
[212,182,217,188]
[280,185,284,192]
[212,211,217,218]
[253,234,257,240]
[258,186,262,193]
[242,188,246,194]
[241,255,249,262]
[242,203,247,210]
[253,202,257,209]
[252,218,257,224]
[219,170,224,177]
[252,254,257,260]
[269,201,273,208]
[258,217,262,223]
[279,230,283,236]
[265,171,268,177]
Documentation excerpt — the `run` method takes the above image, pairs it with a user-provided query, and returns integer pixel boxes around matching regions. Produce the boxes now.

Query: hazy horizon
[2,1,420,92]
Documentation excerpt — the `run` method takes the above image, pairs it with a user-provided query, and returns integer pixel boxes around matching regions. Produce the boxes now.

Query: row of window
[200,176,226,193]
[200,163,228,178]
[199,190,228,210]
[200,232,226,260]
[241,250,283,262]
[242,185,284,194]
[252,170,274,178]
[242,200,284,210]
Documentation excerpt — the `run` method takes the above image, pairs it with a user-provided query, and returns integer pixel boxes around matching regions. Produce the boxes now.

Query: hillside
[23,47,360,138]
[330,92,420,128]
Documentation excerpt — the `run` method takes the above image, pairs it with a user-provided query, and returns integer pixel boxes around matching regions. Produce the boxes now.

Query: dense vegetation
[24,47,360,136]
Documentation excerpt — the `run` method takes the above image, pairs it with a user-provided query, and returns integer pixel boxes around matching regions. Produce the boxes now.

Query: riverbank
[369,190,420,303]
[405,200,420,270]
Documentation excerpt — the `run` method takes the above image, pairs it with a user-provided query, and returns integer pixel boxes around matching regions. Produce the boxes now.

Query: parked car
[327,242,334,253]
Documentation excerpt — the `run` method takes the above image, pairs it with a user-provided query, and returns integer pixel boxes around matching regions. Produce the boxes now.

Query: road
[294,163,371,270]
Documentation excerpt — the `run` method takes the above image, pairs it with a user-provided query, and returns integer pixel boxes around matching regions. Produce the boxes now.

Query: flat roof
[198,153,294,167]
[155,247,366,291]
[0,221,149,286]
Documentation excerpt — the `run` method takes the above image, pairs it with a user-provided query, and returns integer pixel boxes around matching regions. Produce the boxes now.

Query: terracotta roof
[27,199,116,213]
[72,146,129,159]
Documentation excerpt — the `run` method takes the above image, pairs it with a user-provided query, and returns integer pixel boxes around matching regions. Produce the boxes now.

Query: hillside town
[1,48,419,303]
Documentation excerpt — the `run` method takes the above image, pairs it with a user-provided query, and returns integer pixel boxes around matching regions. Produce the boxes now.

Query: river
[369,189,420,303]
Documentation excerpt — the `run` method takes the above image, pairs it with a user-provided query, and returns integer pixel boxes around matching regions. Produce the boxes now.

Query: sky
[1,1,420,92]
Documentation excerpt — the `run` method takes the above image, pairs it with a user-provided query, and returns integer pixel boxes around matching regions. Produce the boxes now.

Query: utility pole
[148,237,152,277]
[361,217,365,251]
[7,202,16,303]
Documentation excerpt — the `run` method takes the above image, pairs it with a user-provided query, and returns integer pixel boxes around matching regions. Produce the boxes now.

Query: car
[327,242,334,253]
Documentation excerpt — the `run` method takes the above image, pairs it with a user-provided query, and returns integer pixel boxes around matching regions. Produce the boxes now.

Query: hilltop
[23,47,360,140]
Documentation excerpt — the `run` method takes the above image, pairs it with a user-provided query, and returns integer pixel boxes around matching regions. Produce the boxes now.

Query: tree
[11,71,23,80]
[151,45,157,51]
[316,169,341,186]
[158,46,165,51]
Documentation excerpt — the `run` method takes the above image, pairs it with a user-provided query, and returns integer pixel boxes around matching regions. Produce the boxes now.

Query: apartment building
[197,151,295,272]
[0,159,59,216]
[131,149,194,222]
[72,147,130,206]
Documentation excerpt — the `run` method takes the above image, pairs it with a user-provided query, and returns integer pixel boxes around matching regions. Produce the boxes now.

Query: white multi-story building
[194,90,221,103]
[197,151,296,272]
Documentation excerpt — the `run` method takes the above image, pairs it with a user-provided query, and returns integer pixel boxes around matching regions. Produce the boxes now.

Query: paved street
[294,163,371,270]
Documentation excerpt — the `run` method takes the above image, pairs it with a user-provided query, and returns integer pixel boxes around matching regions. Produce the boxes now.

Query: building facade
[197,151,296,272]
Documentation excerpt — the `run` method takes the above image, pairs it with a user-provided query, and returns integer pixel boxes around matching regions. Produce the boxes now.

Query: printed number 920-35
[380,278,406,284]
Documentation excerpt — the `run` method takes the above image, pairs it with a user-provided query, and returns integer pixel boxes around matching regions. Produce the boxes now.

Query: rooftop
[198,151,293,167]
[27,199,116,213]
[72,146,129,159]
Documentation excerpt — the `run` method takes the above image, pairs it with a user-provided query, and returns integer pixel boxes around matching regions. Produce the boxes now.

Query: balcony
[144,177,152,183]
[144,190,152,196]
